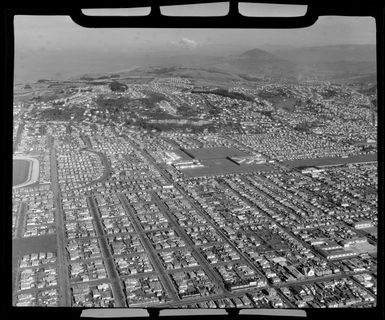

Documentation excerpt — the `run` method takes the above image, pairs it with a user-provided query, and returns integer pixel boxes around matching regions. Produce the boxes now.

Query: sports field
[12,234,57,292]
[182,158,273,177]
[283,153,377,168]
[178,147,271,177]
[12,159,30,186]
[181,147,248,160]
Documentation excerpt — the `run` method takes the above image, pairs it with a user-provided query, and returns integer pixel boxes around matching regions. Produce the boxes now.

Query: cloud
[171,37,199,49]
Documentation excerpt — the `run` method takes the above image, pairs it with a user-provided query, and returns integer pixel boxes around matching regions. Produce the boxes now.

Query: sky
[13,3,376,82]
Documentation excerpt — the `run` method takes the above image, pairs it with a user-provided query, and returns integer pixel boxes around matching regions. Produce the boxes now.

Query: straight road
[118,193,180,303]
[13,121,24,154]
[49,137,72,306]
[219,177,378,289]
[133,140,376,308]
[273,270,375,289]
[268,163,378,243]
[87,196,127,307]
[220,177,327,262]
[152,192,229,295]
[140,150,273,296]
[15,202,27,238]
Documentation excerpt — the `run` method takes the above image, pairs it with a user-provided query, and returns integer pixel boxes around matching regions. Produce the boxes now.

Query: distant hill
[274,44,376,63]
[212,48,298,80]
[58,44,377,84]
[208,45,377,81]
[240,48,278,61]
[273,44,376,81]
[359,84,377,96]
[299,61,376,80]
[333,73,377,86]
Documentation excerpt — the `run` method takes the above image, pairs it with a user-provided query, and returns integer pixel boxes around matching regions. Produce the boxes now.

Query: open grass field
[283,153,377,168]
[349,242,377,255]
[182,147,248,160]
[179,147,270,177]
[13,234,57,257]
[182,158,273,177]
[12,234,57,292]
[13,159,30,186]
[362,226,378,238]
